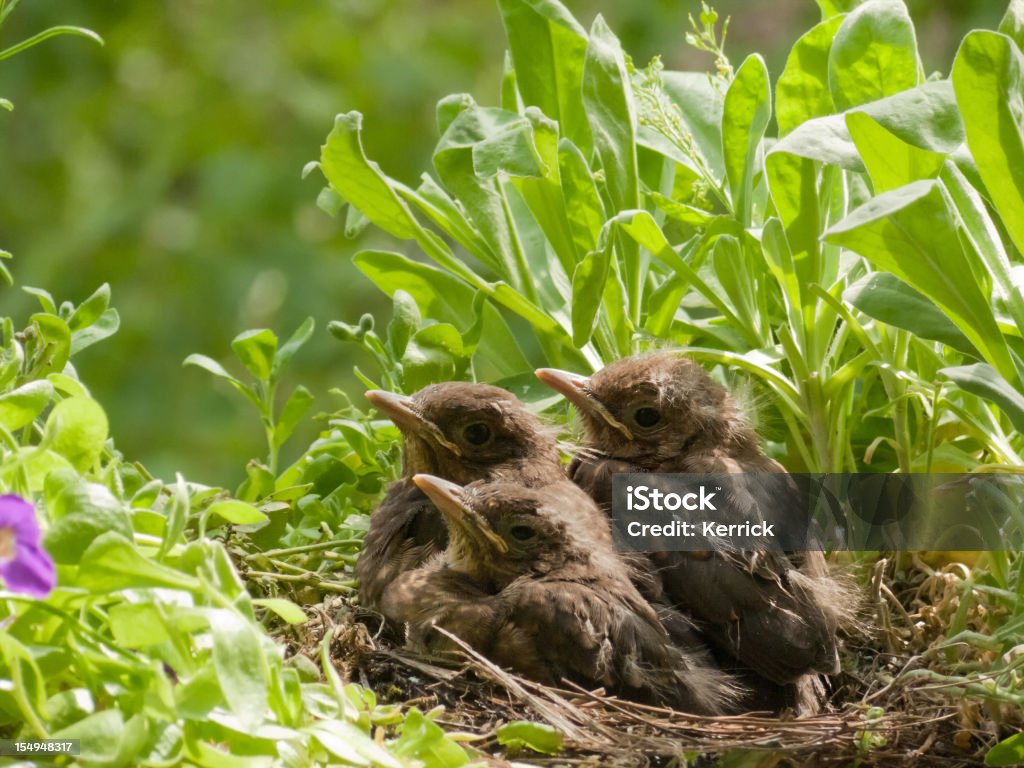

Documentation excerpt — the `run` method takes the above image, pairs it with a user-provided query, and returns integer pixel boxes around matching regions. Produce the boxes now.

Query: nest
[276,555,1022,767]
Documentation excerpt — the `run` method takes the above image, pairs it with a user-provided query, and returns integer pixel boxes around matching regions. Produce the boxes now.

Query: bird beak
[365,390,463,456]
[534,368,634,441]
[413,474,509,554]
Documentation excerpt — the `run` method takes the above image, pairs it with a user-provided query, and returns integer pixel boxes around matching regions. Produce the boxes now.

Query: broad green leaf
[308,721,402,768]
[402,323,469,390]
[816,0,862,17]
[321,112,481,285]
[273,385,314,448]
[52,709,126,765]
[252,598,307,625]
[825,181,1018,386]
[387,290,421,358]
[67,283,110,331]
[70,308,120,355]
[0,379,53,430]
[583,15,641,318]
[231,328,277,382]
[109,603,171,648]
[558,138,605,256]
[31,312,71,374]
[23,286,56,313]
[777,16,844,136]
[391,708,470,767]
[722,54,771,226]
[78,532,202,592]
[571,247,610,345]
[208,608,269,731]
[828,0,919,112]
[953,31,1024,257]
[987,732,1024,766]
[999,0,1024,52]
[44,395,109,472]
[765,151,822,315]
[497,721,564,754]
[582,16,639,213]
[353,250,531,377]
[844,273,978,356]
[712,235,758,336]
[44,469,133,563]
[274,317,315,375]
[846,111,945,192]
[498,0,592,153]
[940,364,1024,433]
[207,500,268,526]
[399,174,494,266]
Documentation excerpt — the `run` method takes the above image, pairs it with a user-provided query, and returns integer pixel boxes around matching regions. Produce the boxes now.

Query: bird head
[412,474,582,587]
[366,383,558,483]
[536,352,736,464]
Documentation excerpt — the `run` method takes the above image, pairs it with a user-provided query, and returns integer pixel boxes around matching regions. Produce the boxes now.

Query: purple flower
[0,494,56,598]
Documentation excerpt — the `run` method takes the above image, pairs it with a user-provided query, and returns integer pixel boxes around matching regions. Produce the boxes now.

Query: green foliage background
[0,0,1001,484]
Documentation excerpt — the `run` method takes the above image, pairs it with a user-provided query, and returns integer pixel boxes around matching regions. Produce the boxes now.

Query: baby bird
[537,353,857,713]
[357,383,609,612]
[381,474,741,714]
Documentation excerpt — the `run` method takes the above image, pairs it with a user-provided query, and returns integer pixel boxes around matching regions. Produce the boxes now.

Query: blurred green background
[0,0,1002,485]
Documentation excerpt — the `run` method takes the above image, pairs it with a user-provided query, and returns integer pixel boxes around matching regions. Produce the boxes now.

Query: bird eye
[462,422,493,446]
[633,406,661,428]
[509,525,535,541]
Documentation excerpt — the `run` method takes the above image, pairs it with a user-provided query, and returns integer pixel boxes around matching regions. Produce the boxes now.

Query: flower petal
[0,494,41,543]
[0,543,56,598]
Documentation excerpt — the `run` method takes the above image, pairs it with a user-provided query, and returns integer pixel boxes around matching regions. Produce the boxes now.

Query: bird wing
[494,576,741,714]
[356,481,447,611]
[380,566,500,654]
[657,454,842,683]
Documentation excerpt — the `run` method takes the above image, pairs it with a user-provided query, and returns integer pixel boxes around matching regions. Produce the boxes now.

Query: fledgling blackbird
[536,353,858,714]
[381,474,741,714]
[357,383,611,613]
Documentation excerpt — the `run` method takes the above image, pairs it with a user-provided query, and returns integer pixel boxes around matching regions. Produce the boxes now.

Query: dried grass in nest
[285,588,1009,767]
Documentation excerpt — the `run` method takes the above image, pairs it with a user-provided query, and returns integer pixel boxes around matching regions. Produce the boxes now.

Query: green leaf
[844,273,978,356]
[67,283,110,331]
[825,181,1018,386]
[999,0,1024,52]
[722,54,771,226]
[43,469,134,563]
[31,312,71,374]
[108,603,171,648]
[23,286,56,313]
[206,500,269,526]
[953,31,1024,257]
[559,139,605,257]
[273,385,314,448]
[252,598,308,625]
[816,0,863,17]
[987,732,1024,766]
[845,111,945,193]
[387,290,421,358]
[353,250,530,377]
[70,308,120,355]
[583,15,639,214]
[184,354,262,410]
[401,324,468,391]
[496,721,564,754]
[391,708,470,768]
[662,71,726,179]
[940,363,1024,433]
[777,16,844,136]
[0,379,53,431]
[232,328,277,382]
[498,0,592,153]
[828,0,919,112]
[0,25,103,62]
[78,532,202,593]
[208,608,269,731]
[274,317,315,375]
[51,709,126,766]
[44,395,109,472]
[571,246,610,346]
